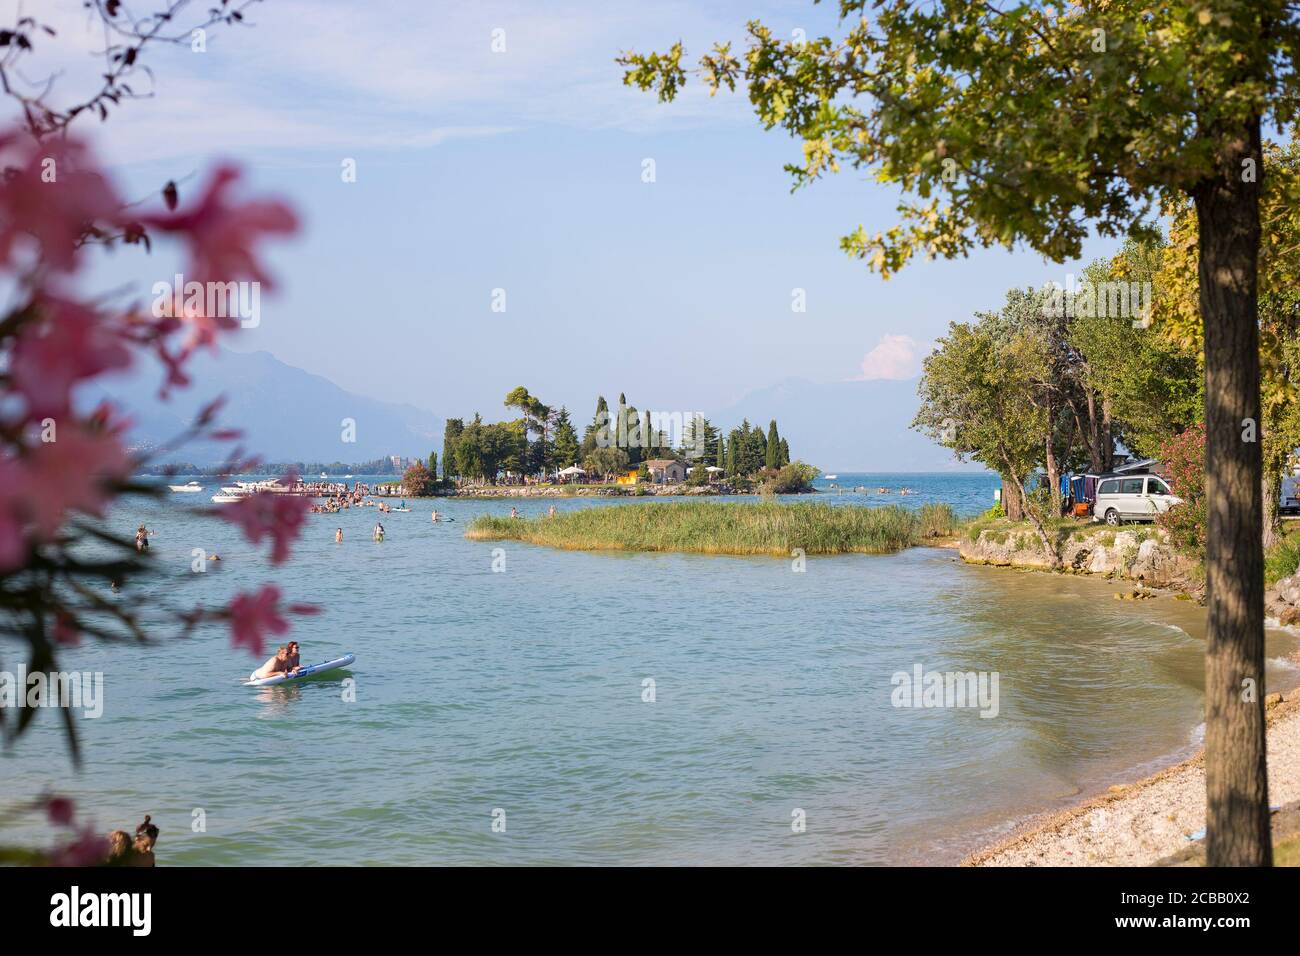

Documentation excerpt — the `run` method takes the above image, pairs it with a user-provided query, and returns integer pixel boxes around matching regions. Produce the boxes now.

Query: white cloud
[853,334,926,381]
[0,0,758,165]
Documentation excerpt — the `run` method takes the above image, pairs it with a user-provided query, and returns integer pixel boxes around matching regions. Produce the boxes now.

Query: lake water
[3,474,1297,865]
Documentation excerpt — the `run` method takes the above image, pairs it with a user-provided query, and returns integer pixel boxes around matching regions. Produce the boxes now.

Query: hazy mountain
[719,376,978,473]
[89,349,443,465]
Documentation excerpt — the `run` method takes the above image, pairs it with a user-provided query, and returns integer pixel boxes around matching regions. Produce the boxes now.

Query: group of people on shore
[311,494,406,515]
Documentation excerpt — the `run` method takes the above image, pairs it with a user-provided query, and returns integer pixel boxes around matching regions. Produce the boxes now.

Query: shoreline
[947,534,1300,865]
[965,684,1300,867]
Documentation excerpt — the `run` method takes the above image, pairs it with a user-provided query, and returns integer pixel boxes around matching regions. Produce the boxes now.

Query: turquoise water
[3,476,1297,865]
[810,471,1000,516]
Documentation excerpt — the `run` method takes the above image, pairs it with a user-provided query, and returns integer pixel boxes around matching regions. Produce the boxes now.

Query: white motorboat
[211,494,243,503]
[233,479,289,494]
[168,481,203,493]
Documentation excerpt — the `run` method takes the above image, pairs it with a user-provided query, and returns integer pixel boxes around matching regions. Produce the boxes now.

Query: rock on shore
[959,525,1197,589]
[1270,571,1300,626]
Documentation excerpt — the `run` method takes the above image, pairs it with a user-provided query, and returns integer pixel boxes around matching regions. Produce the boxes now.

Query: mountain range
[89,349,444,466]
[89,349,963,472]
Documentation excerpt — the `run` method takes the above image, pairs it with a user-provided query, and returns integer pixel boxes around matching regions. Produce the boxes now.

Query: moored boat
[168,481,203,492]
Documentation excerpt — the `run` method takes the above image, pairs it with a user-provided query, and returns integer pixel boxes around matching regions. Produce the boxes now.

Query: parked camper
[1093,474,1182,525]
[1283,475,1300,515]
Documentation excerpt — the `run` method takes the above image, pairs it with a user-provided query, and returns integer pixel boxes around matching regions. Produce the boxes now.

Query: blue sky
[27,0,1126,424]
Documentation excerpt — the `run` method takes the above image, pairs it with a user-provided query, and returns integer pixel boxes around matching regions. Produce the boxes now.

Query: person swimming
[335,527,343,543]
[250,646,292,681]
[373,522,385,541]
[431,510,440,523]
[510,507,520,519]
[135,526,150,552]
[105,815,158,867]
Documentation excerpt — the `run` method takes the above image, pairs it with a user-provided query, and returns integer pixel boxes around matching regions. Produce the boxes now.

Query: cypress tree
[580,396,609,458]
[766,420,779,469]
[442,418,464,479]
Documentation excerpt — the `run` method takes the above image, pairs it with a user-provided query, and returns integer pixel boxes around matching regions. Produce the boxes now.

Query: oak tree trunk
[1002,475,1023,521]
[1195,116,1270,867]
[1101,399,1114,472]
[1263,472,1280,551]
[1086,390,1104,472]
[1045,432,1061,516]
[1001,454,1058,569]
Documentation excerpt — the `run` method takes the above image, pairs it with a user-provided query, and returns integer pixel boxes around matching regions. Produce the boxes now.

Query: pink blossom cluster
[1156,423,1207,554]
[42,795,108,867]
[0,128,309,651]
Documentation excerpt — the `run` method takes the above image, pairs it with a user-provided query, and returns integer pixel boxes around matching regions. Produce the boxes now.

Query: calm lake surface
[4,473,1298,865]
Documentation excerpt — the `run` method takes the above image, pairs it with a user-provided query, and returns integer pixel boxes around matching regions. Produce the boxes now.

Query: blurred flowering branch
[0,0,311,785]
[0,0,261,140]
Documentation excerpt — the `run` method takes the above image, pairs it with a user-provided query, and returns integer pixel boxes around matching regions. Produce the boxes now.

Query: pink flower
[21,424,131,540]
[53,612,80,648]
[218,486,309,564]
[0,135,123,273]
[142,164,298,289]
[11,296,132,420]
[45,795,75,827]
[229,585,290,657]
[167,292,241,355]
[47,823,109,867]
[0,458,28,572]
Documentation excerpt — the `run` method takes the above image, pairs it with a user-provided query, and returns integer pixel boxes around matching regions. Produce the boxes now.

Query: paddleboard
[244,653,355,687]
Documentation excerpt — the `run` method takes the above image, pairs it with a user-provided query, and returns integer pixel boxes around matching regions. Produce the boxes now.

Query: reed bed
[466,501,957,556]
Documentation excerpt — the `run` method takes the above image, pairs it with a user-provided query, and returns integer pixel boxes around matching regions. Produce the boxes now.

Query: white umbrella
[558,465,586,476]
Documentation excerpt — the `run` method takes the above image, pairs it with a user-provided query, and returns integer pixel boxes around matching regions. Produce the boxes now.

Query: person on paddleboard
[285,641,301,674]
[250,646,292,681]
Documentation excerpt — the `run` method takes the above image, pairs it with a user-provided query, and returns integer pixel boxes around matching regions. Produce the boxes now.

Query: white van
[1283,475,1300,515]
[1093,474,1183,525]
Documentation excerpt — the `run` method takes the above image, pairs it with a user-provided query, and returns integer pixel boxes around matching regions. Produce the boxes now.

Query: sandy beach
[966,690,1300,866]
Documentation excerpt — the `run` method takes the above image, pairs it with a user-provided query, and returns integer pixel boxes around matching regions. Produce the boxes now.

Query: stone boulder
[1276,572,1300,607]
